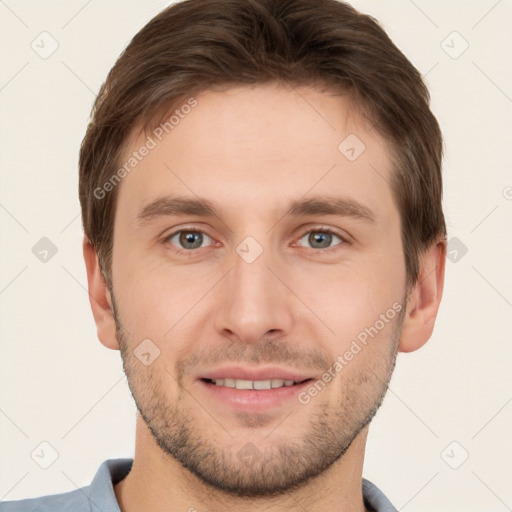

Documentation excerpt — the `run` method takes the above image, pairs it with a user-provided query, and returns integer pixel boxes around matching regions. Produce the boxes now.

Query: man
[0,0,446,510]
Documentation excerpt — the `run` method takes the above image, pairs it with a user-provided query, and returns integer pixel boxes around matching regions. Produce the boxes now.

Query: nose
[213,243,294,344]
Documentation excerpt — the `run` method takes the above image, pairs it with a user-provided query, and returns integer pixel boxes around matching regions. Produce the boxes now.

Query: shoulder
[0,488,91,512]
[362,478,398,512]
[0,458,132,512]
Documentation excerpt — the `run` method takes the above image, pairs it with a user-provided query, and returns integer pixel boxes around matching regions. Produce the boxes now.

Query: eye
[166,230,213,251]
[297,229,345,250]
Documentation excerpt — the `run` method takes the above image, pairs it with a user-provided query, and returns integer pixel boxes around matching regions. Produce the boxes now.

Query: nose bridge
[214,236,293,342]
[232,241,272,298]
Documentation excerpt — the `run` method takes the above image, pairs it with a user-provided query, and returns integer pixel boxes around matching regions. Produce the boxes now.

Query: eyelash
[163,227,349,255]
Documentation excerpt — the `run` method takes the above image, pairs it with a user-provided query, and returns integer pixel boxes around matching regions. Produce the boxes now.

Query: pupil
[310,232,331,249]
[180,231,202,249]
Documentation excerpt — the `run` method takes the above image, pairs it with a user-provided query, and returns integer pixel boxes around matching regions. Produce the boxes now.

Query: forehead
[115,83,397,224]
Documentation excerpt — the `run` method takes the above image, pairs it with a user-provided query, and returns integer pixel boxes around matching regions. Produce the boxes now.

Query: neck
[115,415,371,512]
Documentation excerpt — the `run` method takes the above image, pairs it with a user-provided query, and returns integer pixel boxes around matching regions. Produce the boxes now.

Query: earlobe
[399,239,446,353]
[83,237,120,350]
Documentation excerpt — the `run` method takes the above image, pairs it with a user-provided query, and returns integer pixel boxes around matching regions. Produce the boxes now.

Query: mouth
[195,367,316,412]
[200,377,312,390]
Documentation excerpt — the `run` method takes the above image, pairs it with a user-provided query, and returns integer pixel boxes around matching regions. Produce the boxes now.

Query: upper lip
[199,365,315,383]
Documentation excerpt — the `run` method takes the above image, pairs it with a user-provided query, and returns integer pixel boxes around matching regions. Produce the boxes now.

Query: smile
[203,378,309,390]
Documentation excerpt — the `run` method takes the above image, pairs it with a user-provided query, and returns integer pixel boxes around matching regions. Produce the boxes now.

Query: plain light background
[0,1,511,510]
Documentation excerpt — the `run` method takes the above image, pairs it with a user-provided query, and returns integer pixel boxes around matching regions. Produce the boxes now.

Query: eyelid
[162,224,214,241]
[294,226,350,250]
[163,226,217,254]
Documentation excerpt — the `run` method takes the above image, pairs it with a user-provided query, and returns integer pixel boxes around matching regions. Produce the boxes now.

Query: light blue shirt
[0,458,398,511]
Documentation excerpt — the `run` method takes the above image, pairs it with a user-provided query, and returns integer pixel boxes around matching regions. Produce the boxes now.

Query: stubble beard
[114,298,404,498]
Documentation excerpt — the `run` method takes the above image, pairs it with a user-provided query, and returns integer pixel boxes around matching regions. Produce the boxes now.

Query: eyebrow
[136,195,376,224]
[137,196,217,222]
[285,196,375,223]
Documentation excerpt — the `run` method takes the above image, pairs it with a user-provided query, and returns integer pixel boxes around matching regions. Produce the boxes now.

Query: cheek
[114,257,213,344]
[293,255,403,337]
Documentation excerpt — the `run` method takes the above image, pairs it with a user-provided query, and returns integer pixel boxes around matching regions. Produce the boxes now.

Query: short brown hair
[79,0,446,291]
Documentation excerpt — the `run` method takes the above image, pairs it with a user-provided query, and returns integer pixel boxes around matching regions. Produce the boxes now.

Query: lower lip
[198,379,312,412]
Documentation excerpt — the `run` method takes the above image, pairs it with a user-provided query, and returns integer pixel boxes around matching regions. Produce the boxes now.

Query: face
[110,83,407,496]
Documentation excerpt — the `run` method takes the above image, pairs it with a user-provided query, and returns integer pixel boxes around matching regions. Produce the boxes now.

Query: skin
[84,83,446,512]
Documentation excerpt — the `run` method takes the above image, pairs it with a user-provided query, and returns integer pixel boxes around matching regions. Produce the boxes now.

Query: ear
[83,237,119,350]
[399,238,446,353]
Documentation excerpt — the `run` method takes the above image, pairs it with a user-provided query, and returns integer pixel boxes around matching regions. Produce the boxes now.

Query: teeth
[235,379,253,390]
[254,380,272,390]
[212,378,298,390]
